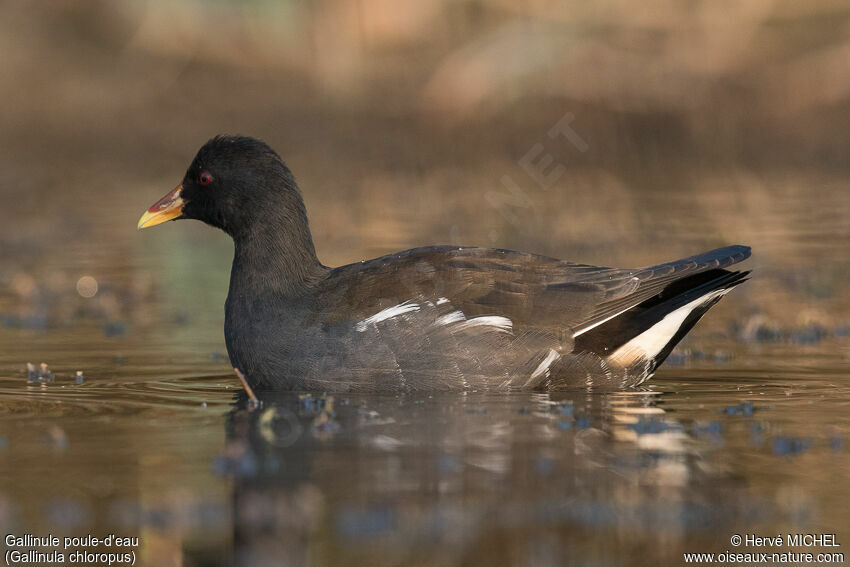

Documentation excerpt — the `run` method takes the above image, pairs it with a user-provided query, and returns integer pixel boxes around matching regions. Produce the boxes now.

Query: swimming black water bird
[138,136,750,392]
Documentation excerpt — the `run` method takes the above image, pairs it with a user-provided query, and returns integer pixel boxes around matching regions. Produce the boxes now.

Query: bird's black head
[138,136,304,239]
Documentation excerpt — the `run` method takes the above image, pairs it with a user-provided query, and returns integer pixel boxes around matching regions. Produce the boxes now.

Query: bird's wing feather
[317,245,751,339]
[569,245,751,335]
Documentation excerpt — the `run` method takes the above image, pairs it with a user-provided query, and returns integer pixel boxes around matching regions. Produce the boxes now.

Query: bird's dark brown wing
[315,244,751,338]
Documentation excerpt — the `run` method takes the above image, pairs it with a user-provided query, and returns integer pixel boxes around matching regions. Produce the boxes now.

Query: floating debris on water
[772,436,812,457]
[739,315,783,343]
[752,326,783,343]
[40,363,54,383]
[1,313,49,331]
[736,315,850,345]
[692,421,724,445]
[627,418,682,436]
[692,421,723,436]
[298,393,334,415]
[25,363,86,385]
[552,401,574,415]
[790,325,828,345]
[722,402,755,417]
[26,362,55,384]
[1,269,159,335]
[660,348,731,365]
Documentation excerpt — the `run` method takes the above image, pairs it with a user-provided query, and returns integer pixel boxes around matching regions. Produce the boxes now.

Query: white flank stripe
[355,301,420,332]
[435,311,466,326]
[530,348,560,381]
[456,316,513,334]
[607,289,730,365]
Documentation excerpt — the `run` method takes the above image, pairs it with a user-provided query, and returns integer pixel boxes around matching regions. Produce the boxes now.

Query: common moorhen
[139,136,750,392]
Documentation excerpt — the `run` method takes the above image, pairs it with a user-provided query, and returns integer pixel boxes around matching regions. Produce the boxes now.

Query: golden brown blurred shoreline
[1,1,849,340]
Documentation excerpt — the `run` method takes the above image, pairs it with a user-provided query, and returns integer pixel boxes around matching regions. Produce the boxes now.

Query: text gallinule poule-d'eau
[138,136,750,392]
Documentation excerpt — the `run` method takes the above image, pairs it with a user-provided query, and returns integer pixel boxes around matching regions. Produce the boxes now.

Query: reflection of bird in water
[139,136,750,393]
[211,390,750,566]
[219,392,327,567]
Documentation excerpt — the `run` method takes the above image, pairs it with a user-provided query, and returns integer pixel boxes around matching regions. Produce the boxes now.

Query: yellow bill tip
[137,184,184,230]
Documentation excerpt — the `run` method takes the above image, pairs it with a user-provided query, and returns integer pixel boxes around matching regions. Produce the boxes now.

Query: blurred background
[3,0,850,335]
[1,2,849,566]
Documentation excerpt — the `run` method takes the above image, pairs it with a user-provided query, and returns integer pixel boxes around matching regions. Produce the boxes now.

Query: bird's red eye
[199,171,212,186]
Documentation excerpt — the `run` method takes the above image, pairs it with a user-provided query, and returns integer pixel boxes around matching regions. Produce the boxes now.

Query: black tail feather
[574,269,749,366]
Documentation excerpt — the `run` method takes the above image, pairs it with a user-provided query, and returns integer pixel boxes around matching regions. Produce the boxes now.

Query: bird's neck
[229,206,328,298]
